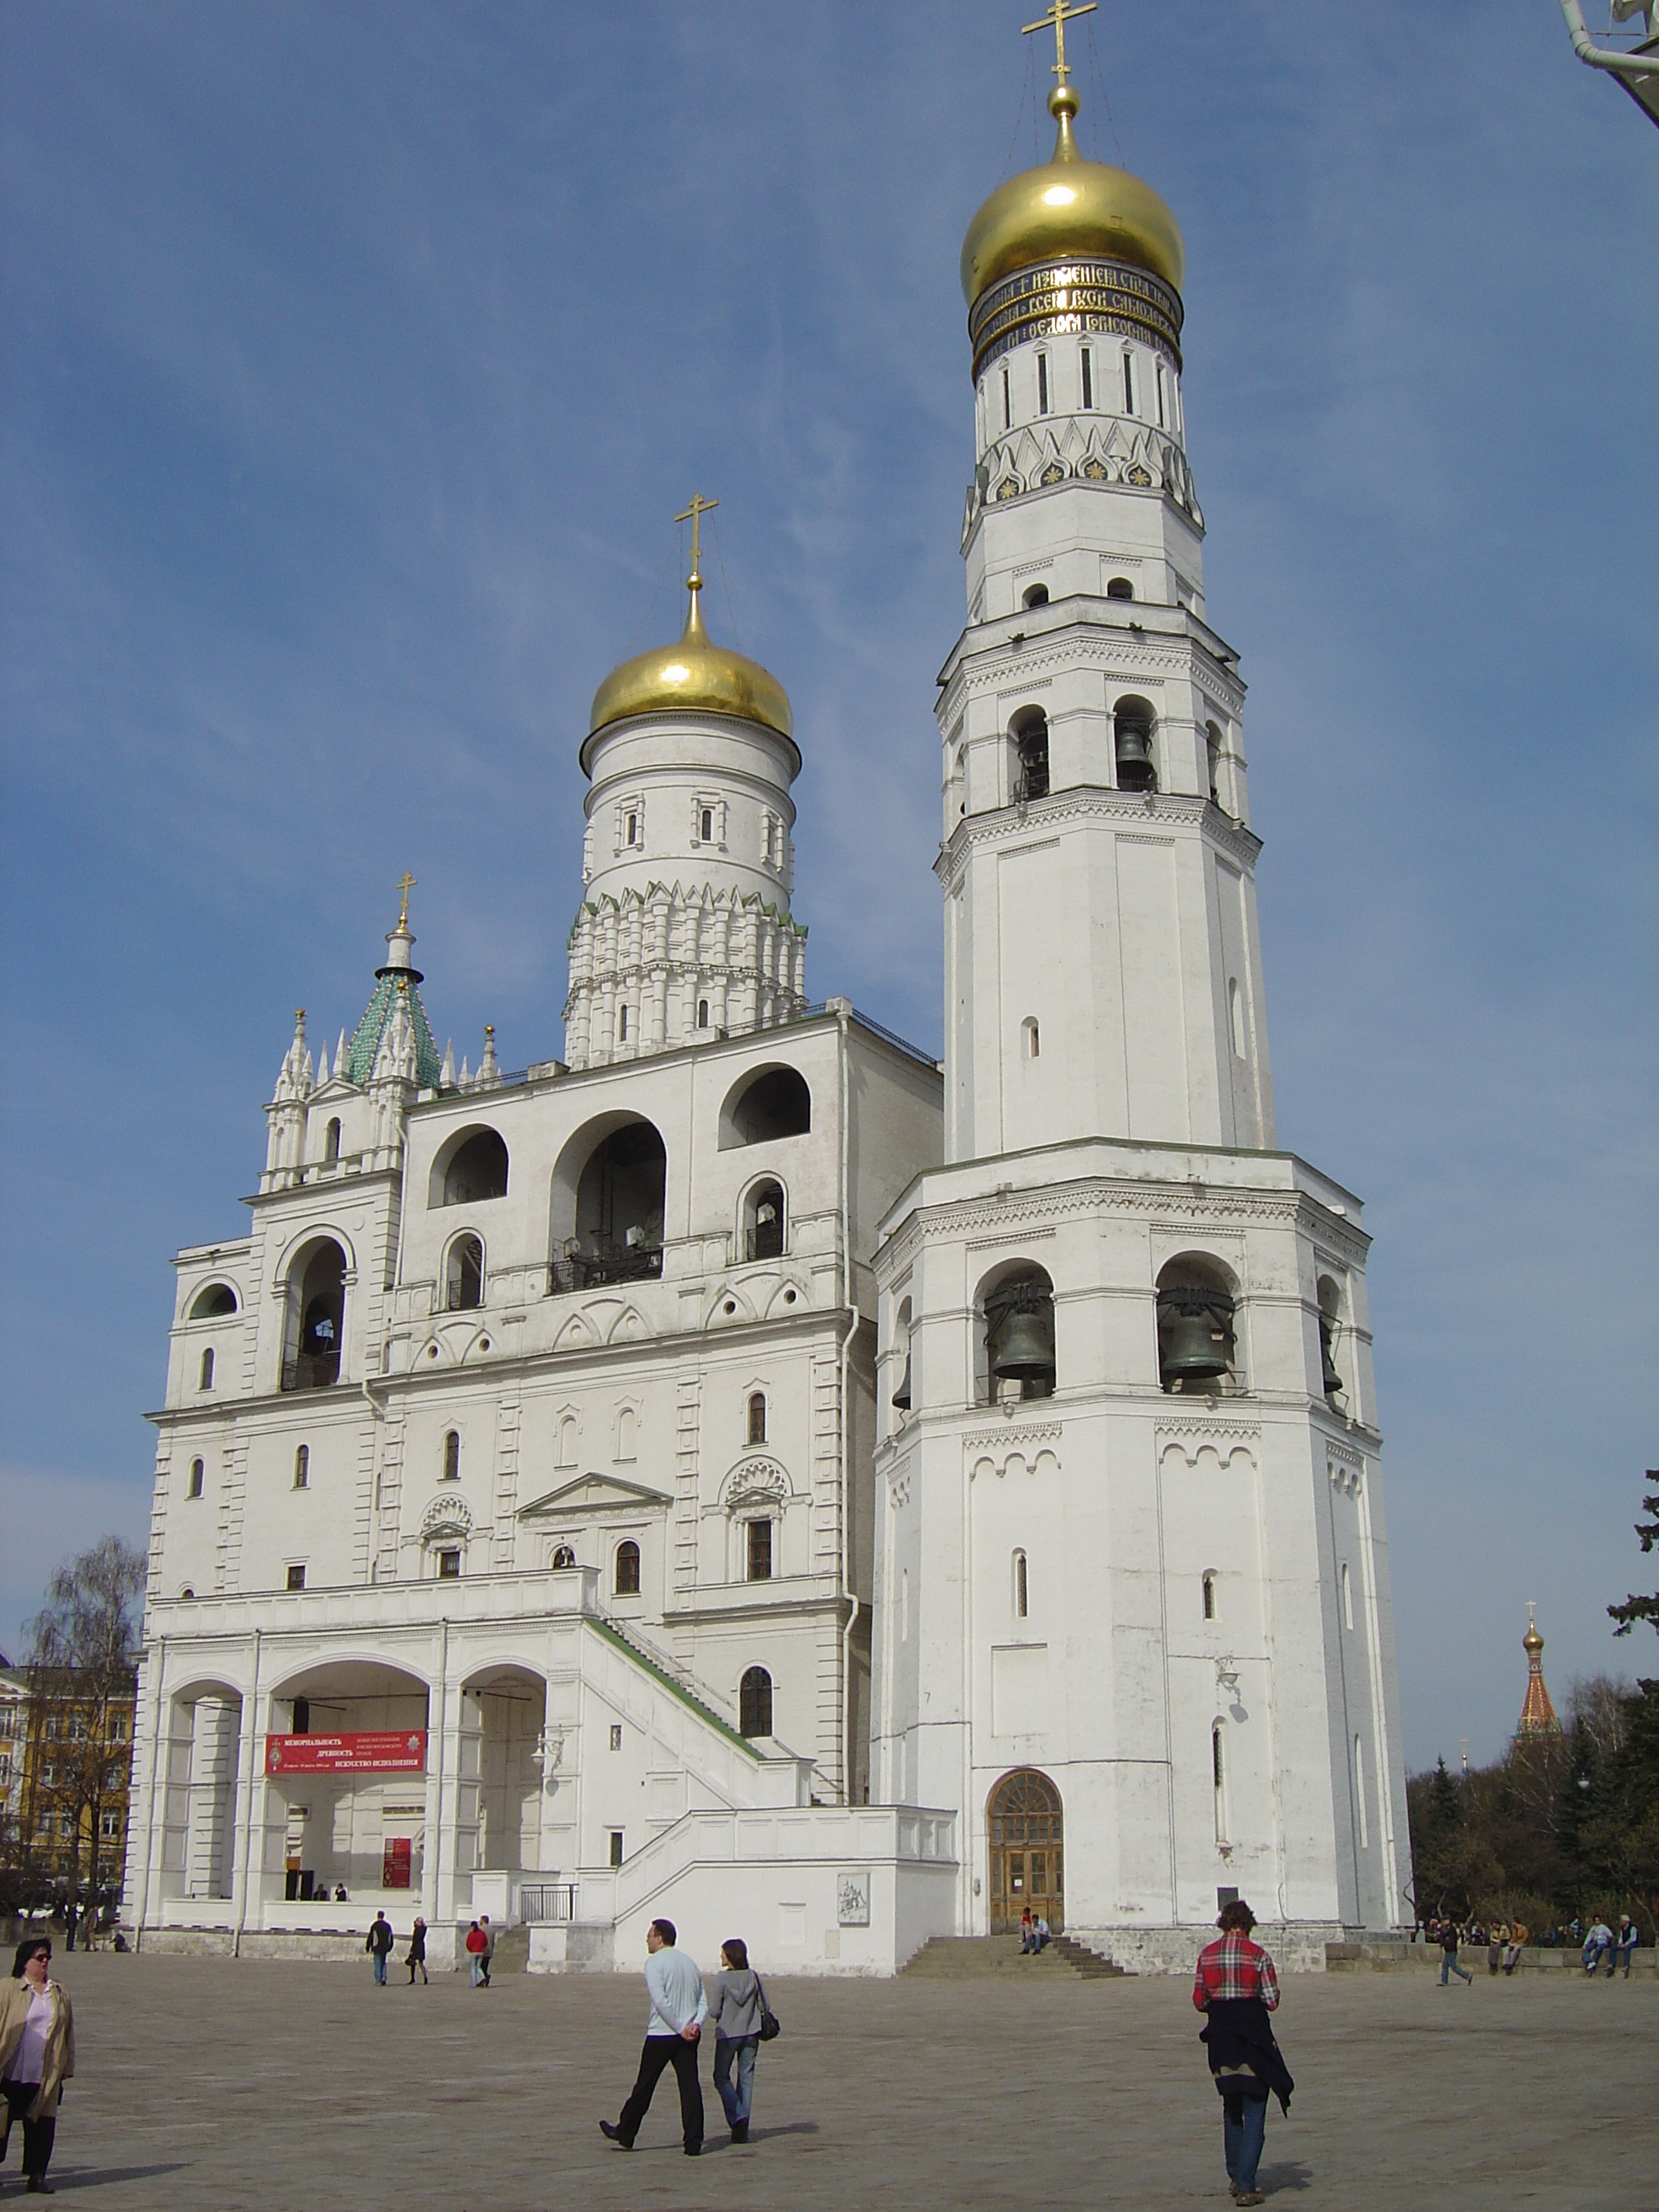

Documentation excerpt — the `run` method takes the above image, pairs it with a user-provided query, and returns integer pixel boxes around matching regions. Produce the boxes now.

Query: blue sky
[2,3,1654,1769]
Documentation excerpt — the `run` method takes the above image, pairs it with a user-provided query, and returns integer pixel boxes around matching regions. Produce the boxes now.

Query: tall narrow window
[700,805,713,842]
[740,1666,773,1737]
[697,998,710,1027]
[625,810,637,846]
[188,1458,205,1499]
[746,1517,773,1582]
[614,1540,641,1597]
[324,1117,341,1163]
[1354,1735,1370,1848]
[1155,360,1167,428]
[1202,1570,1217,1621]
[1342,1561,1353,1632]
[748,1391,767,1447]
[617,1405,637,1460]
[1207,728,1222,808]
[294,1444,310,1490]
[1013,1549,1028,1620]
[1022,1016,1040,1062]
[1081,346,1093,410]
[1213,1723,1229,1842]
[618,1005,630,1043]
[1036,353,1049,414]
[900,1566,910,1644]
[442,1429,461,1481]
[199,1348,214,1391]
[1229,978,1247,1060]
[1122,352,1135,414]
[1001,366,1011,429]
[609,1830,625,1867]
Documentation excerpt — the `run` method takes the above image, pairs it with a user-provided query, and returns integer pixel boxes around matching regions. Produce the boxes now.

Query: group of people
[599,1921,773,2155]
[1578,1918,1640,1976]
[1429,1911,1643,1983]
[1016,1906,1051,1953]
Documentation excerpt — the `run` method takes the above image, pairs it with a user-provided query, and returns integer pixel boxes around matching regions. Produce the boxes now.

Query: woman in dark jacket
[405,1918,428,1985]
[703,1939,765,2144]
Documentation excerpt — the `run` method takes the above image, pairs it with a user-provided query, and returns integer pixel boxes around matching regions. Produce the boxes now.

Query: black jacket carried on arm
[1199,1996,1294,2115]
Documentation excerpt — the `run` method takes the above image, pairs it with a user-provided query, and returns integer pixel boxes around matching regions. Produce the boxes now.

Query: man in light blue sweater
[600,1918,707,2156]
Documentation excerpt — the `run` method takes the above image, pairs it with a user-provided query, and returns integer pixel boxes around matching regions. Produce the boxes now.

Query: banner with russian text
[265,1731,427,1776]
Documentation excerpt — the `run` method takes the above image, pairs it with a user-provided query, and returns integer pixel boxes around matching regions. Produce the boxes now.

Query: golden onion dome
[586,573,793,761]
[961,83,1185,310]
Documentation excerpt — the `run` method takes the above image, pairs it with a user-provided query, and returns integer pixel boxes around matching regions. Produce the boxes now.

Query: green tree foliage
[1607,1470,1659,1639]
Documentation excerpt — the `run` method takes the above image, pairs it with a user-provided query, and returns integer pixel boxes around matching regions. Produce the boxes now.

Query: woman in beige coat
[0,1936,75,2195]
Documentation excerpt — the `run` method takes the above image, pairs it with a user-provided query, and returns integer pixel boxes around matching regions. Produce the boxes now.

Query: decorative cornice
[917,1176,1303,1243]
[963,1423,1062,1452]
[936,788,1262,894]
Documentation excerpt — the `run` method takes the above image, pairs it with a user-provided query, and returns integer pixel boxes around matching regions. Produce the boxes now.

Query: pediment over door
[517,1472,672,1521]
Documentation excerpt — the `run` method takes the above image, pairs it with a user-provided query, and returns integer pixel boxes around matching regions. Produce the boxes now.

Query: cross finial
[1022,0,1096,83]
[395,870,416,928]
[673,492,719,584]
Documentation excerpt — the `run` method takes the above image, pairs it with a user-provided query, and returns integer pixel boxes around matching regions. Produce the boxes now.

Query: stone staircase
[904,1935,1126,1981]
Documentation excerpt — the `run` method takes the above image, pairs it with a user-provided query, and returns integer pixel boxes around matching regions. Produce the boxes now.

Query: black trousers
[617,2034,704,2150]
[1,2080,55,2181]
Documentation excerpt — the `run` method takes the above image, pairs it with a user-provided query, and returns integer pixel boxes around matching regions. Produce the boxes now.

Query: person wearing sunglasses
[0,1936,75,2195]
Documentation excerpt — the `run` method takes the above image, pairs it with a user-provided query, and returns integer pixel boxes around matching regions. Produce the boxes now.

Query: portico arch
[987,1767,1063,1935]
[262,1660,432,1905]
[160,1679,245,1905]
[457,1663,549,1889]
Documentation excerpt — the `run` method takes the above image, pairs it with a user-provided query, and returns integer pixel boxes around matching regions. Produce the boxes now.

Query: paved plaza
[15,1951,1656,2209]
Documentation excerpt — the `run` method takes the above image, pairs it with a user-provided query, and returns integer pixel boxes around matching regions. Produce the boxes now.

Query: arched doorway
[987,1767,1063,1934]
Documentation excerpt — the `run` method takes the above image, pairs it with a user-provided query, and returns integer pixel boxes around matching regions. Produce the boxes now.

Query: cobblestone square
[17,1952,1656,2209]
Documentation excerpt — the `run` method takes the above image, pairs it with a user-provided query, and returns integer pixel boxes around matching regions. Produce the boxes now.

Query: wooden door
[987,1768,1063,1934]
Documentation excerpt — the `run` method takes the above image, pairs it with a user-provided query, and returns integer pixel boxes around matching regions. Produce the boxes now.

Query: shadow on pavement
[45,2163,191,2190]
[1257,2158,1314,2192]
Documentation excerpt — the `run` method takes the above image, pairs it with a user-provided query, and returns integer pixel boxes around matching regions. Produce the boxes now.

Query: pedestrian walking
[365,1912,395,1986]
[0,1936,75,2197]
[405,1918,428,1986]
[1615,1917,1638,1976]
[705,1938,767,2145]
[1192,1900,1292,2209]
[464,1921,487,1987]
[599,1918,706,2157]
[479,1915,494,1988]
[1438,1920,1473,1987]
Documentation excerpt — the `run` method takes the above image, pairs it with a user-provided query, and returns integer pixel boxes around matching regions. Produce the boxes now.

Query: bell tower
[940,8,1272,1166]
[870,12,1412,1968]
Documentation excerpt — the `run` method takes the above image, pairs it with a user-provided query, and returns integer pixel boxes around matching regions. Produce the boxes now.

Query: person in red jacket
[464,1920,488,1988]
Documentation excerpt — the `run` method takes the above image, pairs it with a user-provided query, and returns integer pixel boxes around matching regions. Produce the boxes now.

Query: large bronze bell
[991,1307,1055,1384]
[1319,1319,1343,1400]
[1161,1305,1229,1382]
[892,1353,912,1412]
[1115,727,1155,791]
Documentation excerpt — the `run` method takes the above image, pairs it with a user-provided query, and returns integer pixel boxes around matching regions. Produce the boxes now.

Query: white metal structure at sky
[1559,0,1659,126]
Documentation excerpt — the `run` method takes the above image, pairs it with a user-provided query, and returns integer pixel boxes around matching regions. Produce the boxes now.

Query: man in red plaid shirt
[1191,1900,1293,2207]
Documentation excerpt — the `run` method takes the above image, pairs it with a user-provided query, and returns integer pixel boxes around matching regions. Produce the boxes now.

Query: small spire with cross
[395,870,417,929]
[673,492,719,637]
[1022,0,1096,85]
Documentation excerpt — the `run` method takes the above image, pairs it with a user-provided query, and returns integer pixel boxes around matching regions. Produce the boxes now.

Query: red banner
[265,1731,427,1776]
[382,1837,413,1889]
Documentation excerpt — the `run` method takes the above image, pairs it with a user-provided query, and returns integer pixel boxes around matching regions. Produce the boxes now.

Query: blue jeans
[713,2034,758,2128]
[373,1953,387,1984]
[1223,2092,1267,2192]
[1440,1952,1471,1984]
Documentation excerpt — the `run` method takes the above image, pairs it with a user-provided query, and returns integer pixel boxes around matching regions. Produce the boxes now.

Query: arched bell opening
[1113,696,1157,794]
[890,1295,914,1422]
[977,1260,1056,1406]
[549,1115,667,1290]
[1155,1254,1238,1394]
[432,1126,509,1208]
[743,1178,786,1263]
[987,1767,1063,1935]
[1317,1274,1347,1405]
[281,1237,348,1392]
[719,1065,812,1150]
[445,1232,485,1313]
[1010,706,1050,803]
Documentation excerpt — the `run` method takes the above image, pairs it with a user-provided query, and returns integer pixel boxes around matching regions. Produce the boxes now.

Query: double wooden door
[987,1768,1063,1935]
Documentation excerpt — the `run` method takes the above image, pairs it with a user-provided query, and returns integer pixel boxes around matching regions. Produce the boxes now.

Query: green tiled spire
[346,901,444,1089]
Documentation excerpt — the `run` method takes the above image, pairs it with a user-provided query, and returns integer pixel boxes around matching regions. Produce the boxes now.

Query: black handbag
[756,1974,781,2041]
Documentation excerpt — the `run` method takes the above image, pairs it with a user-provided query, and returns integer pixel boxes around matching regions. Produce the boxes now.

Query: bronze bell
[1161,1306,1228,1382]
[892,1354,912,1412]
[1115,727,1155,790]
[991,1308,1055,1384]
[1319,1320,1343,1400]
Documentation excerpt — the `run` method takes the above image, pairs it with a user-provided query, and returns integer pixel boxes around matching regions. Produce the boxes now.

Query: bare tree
[24,1538,145,1914]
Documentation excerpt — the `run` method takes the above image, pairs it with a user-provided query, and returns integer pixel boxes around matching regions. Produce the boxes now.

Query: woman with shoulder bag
[0,1936,75,2195]
[703,1938,774,2145]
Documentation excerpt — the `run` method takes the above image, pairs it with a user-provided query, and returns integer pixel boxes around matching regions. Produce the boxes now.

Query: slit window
[1213,1723,1228,1842]
[1022,1016,1040,1061]
[1122,352,1135,414]
[618,1005,630,1043]
[442,1430,460,1481]
[324,1117,341,1163]
[294,1444,309,1490]
[1081,346,1093,410]
[1229,979,1247,1060]
[700,806,713,842]
[746,1517,773,1582]
[1354,1735,1370,1848]
[1037,352,1049,414]
[1013,1549,1028,1620]
[609,1830,624,1867]
[1155,360,1167,428]
[696,998,710,1027]
[1202,1570,1216,1621]
[625,811,638,847]
[1342,1561,1353,1633]
[199,1348,214,1391]
[188,1458,204,1500]
[1002,366,1011,429]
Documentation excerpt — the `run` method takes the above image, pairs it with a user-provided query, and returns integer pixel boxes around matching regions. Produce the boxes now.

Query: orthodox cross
[674,492,719,576]
[395,870,417,928]
[1022,0,1096,83]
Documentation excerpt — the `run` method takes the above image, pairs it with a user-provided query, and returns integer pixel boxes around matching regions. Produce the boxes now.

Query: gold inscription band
[969,257,1184,382]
